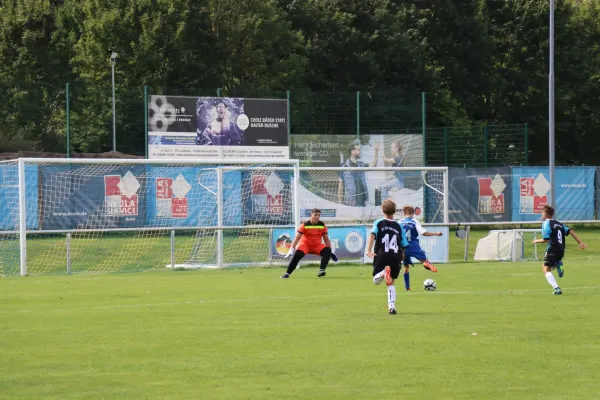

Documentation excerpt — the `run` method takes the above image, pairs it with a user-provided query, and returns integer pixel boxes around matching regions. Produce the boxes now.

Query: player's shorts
[403,246,427,266]
[372,254,402,279]
[544,250,564,269]
[297,243,327,256]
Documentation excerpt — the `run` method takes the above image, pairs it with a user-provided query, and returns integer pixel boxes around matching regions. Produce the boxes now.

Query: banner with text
[293,134,437,222]
[448,168,512,223]
[511,167,595,221]
[148,95,289,160]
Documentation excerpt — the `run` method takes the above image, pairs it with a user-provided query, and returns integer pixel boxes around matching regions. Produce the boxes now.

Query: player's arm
[370,141,380,167]
[322,233,331,248]
[422,231,442,237]
[366,233,376,258]
[533,220,551,244]
[415,220,441,237]
[568,228,587,250]
[285,224,305,258]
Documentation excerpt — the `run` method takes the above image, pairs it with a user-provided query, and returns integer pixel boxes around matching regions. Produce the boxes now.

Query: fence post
[422,92,426,166]
[524,123,529,166]
[444,127,448,165]
[356,91,360,138]
[66,83,71,158]
[144,85,149,159]
[484,125,488,168]
[216,88,221,97]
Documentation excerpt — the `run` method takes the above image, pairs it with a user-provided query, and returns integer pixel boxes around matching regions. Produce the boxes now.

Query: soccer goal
[298,166,448,225]
[474,229,541,262]
[5,158,301,276]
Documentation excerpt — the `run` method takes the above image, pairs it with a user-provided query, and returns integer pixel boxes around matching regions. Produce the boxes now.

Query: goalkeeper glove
[285,247,295,259]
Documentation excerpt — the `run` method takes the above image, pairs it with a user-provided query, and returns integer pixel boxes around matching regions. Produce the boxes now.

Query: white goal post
[1,159,449,276]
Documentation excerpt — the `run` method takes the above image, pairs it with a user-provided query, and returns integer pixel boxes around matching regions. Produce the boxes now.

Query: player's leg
[281,249,307,278]
[317,246,331,277]
[373,262,385,285]
[403,264,411,291]
[413,248,437,272]
[556,254,564,278]
[420,259,438,273]
[543,252,562,294]
[386,262,401,314]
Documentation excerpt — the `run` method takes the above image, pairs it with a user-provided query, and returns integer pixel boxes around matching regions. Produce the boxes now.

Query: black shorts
[544,250,564,268]
[372,254,402,280]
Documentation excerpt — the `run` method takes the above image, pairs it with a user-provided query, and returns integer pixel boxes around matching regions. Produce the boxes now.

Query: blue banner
[40,165,146,230]
[448,167,512,223]
[0,164,38,230]
[145,166,241,227]
[243,171,294,226]
[596,168,600,220]
[271,226,366,261]
[511,167,595,221]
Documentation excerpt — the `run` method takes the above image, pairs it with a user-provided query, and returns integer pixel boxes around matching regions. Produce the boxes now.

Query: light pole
[549,0,556,207]
[110,51,118,152]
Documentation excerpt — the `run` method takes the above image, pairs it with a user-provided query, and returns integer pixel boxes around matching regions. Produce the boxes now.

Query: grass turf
[1,229,599,399]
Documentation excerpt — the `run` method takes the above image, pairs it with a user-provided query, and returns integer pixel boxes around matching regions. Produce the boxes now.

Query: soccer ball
[423,279,437,291]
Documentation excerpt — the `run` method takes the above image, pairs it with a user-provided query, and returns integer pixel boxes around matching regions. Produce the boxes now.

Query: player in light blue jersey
[399,205,443,291]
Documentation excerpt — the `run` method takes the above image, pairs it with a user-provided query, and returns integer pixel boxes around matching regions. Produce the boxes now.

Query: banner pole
[444,126,448,165]
[287,90,291,151]
[524,123,529,166]
[356,91,360,138]
[422,92,426,166]
[144,85,149,159]
[66,83,70,158]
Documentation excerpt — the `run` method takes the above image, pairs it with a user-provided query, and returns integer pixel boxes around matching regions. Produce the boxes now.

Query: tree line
[0,0,599,164]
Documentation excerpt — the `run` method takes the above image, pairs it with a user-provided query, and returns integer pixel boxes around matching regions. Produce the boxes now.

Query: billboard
[448,168,512,222]
[148,95,289,160]
[39,165,146,230]
[0,164,39,230]
[292,134,436,222]
[511,167,595,221]
[271,226,367,262]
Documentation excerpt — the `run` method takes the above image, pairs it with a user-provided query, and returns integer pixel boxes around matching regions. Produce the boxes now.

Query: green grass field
[1,229,600,399]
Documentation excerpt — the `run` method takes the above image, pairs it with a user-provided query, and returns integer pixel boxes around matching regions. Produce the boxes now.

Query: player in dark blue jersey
[532,205,586,295]
[399,205,443,291]
[365,199,408,314]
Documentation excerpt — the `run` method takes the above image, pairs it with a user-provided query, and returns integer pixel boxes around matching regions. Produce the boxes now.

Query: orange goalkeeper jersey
[298,220,328,247]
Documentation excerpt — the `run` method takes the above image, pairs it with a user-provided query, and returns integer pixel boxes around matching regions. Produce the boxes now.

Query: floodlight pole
[111,52,118,152]
[549,0,556,207]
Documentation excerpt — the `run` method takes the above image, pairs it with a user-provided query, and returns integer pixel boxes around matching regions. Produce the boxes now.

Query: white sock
[387,285,396,309]
[545,272,558,289]
[373,271,385,285]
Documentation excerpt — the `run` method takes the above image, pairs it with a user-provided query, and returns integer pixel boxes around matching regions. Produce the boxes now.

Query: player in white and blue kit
[532,205,587,295]
[399,205,443,291]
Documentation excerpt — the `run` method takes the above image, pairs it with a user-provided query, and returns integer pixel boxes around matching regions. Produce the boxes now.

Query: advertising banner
[293,134,436,222]
[362,226,449,264]
[40,165,146,230]
[0,165,38,230]
[448,168,512,223]
[511,167,595,221]
[271,226,366,262]
[148,95,289,160]
[145,166,242,227]
[596,167,600,220]
[242,171,294,226]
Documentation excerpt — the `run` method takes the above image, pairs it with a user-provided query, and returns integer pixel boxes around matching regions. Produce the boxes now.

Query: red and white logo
[520,173,549,214]
[478,174,505,214]
[104,171,140,216]
[156,174,191,218]
[251,173,284,215]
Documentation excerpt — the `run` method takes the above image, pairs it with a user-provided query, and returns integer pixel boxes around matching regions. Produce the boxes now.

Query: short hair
[348,140,360,155]
[403,205,415,215]
[311,208,321,215]
[382,199,396,215]
[391,141,402,151]
[543,205,555,218]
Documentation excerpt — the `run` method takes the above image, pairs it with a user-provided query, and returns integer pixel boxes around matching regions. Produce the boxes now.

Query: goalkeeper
[281,208,338,279]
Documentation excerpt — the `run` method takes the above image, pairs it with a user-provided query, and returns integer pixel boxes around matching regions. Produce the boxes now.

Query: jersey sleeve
[541,220,551,239]
[564,224,570,236]
[322,223,328,235]
[415,220,427,235]
[297,223,306,235]
[370,219,380,236]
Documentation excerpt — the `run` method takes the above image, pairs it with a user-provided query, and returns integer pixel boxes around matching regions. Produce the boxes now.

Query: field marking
[3,285,600,314]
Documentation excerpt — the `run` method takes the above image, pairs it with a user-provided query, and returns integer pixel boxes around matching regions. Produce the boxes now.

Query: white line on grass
[5,285,600,314]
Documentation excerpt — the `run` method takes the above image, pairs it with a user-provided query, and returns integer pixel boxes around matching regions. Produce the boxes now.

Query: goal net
[298,167,448,224]
[474,229,541,262]
[9,158,300,276]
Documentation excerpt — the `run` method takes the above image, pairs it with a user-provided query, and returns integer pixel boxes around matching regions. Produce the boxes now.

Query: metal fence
[0,82,527,167]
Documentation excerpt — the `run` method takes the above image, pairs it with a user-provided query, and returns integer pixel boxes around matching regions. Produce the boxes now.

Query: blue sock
[403,272,410,289]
